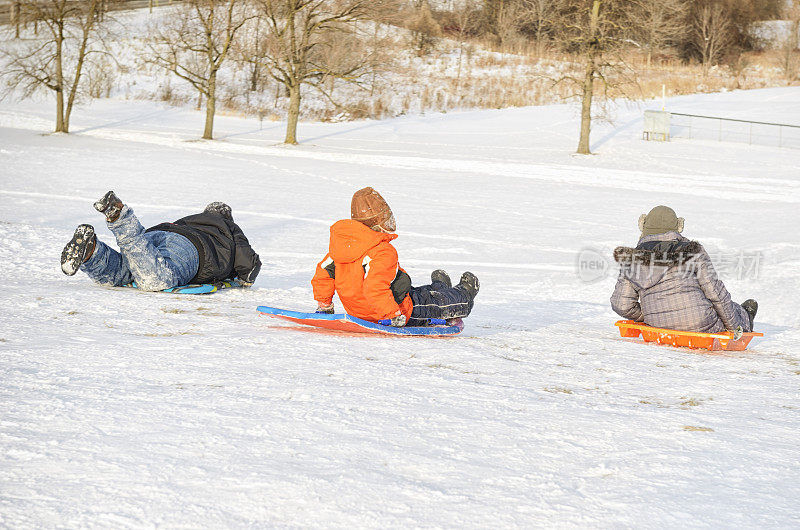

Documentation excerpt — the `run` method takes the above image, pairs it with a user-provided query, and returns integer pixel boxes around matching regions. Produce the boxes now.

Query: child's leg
[730,301,752,332]
[107,206,198,291]
[408,280,474,326]
[80,239,134,286]
[142,230,199,286]
[708,300,753,333]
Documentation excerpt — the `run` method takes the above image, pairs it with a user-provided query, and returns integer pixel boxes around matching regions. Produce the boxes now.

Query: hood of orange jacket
[329,219,397,263]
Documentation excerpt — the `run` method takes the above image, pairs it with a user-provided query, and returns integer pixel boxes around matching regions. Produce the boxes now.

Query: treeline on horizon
[421,0,787,64]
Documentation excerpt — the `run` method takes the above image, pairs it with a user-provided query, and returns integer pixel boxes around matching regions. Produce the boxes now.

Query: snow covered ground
[1,87,799,527]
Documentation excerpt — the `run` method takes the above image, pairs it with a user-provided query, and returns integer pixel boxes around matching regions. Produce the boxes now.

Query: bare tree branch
[250,0,399,144]
[0,0,110,132]
[147,0,253,139]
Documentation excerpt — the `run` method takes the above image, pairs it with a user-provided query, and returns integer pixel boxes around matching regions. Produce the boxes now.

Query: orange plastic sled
[615,320,763,352]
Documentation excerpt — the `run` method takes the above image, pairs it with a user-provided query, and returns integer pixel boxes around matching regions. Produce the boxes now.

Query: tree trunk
[13,2,20,39]
[65,3,97,134]
[203,73,217,140]
[698,4,714,78]
[284,83,301,145]
[250,62,259,91]
[535,24,544,59]
[55,89,66,132]
[786,19,800,81]
[455,41,463,96]
[54,28,67,133]
[576,0,601,155]
[370,23,378,97]
[576,58,594,154]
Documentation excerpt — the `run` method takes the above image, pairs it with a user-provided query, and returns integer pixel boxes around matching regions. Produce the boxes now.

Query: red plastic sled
[257,306,463,337]
[615,320,763,351]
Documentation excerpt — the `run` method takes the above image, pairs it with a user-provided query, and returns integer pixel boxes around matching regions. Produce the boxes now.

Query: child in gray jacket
[611,205,757,333]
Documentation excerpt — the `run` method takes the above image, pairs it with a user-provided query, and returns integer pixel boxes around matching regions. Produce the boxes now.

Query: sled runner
[256,306,464,336]
[124,279,242,294]
[615,320,763,351]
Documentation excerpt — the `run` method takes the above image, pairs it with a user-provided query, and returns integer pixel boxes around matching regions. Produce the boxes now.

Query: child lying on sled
[61,191,261,291]
[312,187,479,327]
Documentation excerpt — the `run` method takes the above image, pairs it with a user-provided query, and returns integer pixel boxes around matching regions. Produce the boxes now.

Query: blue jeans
[408,280,474,326]
[80,206,199,291]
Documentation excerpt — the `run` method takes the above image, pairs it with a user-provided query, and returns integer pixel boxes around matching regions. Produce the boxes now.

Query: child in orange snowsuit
[312,187,479,327]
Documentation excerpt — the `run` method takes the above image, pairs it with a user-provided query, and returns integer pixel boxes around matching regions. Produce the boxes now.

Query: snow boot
[205,201,233,221]
[742,299,758,330]
[94,190,124,223]
[456,271,479,299]
[61,224,96,276]
[431,269,451,288]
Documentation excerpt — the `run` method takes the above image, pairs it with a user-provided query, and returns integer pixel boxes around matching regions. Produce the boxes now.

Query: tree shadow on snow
[302,120,388,144]
[214,124,284,141]
[71,108,181,134]
[589,115,643,152]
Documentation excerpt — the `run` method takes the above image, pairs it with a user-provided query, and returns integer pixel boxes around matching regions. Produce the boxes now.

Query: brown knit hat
[639,205,685,236]
[351,187,396,232]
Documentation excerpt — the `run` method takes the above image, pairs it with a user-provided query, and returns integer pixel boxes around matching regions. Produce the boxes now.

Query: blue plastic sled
[256,306,464,336]
[125,279,242,294]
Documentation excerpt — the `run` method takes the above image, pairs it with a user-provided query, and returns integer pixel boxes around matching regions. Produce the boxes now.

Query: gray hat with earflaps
[638,205,685,236]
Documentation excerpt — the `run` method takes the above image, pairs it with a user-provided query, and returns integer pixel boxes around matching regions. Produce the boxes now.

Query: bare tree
[690,0,734,76]
[447,0,480,96]
[366,9,396,98]
[1,0,108,133]
[481,0,511,42]
[148,0,250,140]
[629,0,687,67]
[232,17,271,95]
[552,0,637,154]
[518,0,560,58]
[575,0,603,154]
[408,0,441,56]
[12,1,22,39]
[492,0,525,50]
[254,0,396,144]
[780,0,800,82]
[481,0,501,33]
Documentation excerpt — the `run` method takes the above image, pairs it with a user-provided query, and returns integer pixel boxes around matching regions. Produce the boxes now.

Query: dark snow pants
[408,279,474,326]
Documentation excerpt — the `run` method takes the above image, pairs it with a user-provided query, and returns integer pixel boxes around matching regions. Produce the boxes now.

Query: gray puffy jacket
[610,232,750,333]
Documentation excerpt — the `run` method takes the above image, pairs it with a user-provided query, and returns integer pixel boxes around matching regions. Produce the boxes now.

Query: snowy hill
[1,88,799,527]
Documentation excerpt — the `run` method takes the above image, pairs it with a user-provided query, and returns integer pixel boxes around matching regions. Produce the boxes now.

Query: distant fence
[669,112,800,149]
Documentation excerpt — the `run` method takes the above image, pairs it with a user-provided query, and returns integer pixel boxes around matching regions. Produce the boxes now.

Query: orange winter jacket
[312,219,414,322]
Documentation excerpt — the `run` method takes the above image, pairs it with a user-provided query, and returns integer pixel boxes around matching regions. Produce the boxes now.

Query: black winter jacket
[147,212,261,284]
